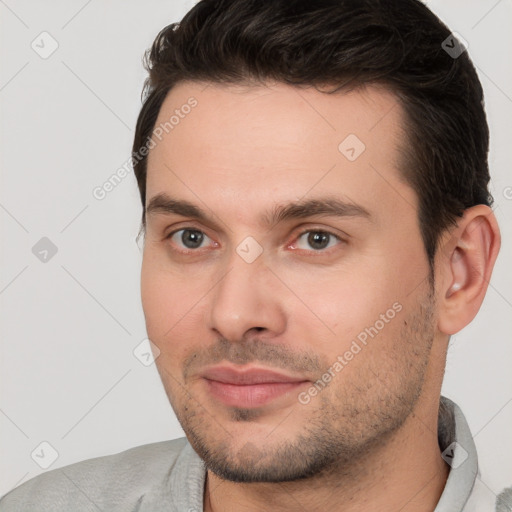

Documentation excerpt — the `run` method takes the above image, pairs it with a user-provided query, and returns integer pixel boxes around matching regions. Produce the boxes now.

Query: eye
[293,230,343,251]
[166,228,214,250]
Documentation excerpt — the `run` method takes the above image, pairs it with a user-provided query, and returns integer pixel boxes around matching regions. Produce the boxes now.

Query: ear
[436,205,501,335]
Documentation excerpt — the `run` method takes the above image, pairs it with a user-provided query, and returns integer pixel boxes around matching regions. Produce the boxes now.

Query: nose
[208,249,287,343]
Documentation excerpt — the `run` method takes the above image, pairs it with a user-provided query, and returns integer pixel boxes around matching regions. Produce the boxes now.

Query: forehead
[145,80,417,226]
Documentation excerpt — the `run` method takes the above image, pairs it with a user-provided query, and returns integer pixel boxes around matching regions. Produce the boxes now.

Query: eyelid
[165,226,218,253]
[164,222,213,240]
[295,227,345,240]
[294,225,348,242]
[163,224,348,254]
[158,215,224,239]
[286,226,348,254]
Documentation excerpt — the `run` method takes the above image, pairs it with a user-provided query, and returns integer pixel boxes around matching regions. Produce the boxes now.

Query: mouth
[200,365,310,408]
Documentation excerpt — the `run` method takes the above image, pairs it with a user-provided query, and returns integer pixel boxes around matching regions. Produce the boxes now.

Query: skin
[140,80,500,512]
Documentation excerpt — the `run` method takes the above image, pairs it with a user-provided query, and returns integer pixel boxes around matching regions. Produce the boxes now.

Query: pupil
[308,232,329,250]
[182,230,204,248]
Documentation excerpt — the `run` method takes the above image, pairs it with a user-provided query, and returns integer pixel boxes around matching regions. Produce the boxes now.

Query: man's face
[141,81,439,482]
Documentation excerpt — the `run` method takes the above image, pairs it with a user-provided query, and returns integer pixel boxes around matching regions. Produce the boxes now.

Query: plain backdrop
[1,0,511,499]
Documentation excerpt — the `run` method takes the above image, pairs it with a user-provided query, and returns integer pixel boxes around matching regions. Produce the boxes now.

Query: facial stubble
[161,288,436,484]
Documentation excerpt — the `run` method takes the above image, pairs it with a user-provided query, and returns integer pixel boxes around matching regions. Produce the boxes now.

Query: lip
[201,365,309,408]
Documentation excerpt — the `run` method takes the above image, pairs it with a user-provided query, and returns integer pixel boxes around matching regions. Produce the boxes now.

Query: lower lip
[205,379,307,408]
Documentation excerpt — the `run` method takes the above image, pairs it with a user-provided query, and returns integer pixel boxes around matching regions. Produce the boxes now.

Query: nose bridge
[208,243,286,341]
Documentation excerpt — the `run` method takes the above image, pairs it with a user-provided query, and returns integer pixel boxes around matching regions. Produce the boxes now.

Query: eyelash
[289,229,345,253]
[164,227,345,255]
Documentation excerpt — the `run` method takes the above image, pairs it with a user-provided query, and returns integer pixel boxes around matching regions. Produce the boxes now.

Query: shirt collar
[434,396,479,511]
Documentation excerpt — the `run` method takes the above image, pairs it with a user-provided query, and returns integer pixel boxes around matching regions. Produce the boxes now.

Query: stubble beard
[166,289,436,484]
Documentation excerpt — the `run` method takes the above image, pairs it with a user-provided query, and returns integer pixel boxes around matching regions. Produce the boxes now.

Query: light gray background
[1,0,511,499]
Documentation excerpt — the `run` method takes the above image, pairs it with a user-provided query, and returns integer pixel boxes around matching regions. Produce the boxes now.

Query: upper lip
[201,365,308,385]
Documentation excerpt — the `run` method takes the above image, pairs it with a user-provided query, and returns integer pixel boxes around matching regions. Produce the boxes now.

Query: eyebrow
[145,192,372,228]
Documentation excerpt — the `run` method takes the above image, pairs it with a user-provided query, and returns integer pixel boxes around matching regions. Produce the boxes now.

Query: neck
[204,395,450,512]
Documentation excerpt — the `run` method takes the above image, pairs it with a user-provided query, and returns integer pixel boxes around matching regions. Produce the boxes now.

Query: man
[0,0,508,510]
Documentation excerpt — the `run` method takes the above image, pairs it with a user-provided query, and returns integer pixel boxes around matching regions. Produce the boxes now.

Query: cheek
[284,267,377,328]
[141,254,185,339]
[287,259,409,347]
[141,252,213,349]
[141,263,191,378]
[141,257,164,328]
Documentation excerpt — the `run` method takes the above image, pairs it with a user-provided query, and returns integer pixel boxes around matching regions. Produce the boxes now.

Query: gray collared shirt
[0,396,506,511]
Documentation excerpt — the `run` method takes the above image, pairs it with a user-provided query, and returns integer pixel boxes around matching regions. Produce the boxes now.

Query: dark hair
[132,0,493,264]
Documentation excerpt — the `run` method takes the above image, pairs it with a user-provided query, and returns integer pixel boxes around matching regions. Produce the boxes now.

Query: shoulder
[0,437,189,511]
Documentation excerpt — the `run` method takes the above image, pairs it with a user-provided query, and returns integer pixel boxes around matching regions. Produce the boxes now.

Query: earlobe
[437,205,501,335]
